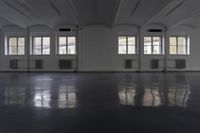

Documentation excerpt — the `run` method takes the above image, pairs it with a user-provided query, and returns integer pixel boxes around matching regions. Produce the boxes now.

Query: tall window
[31,37,50,55]
[5,37,25,55]
[144,36,163,55]
[58,36,76,55]
[118,36,136,54]
[169,36,190,55]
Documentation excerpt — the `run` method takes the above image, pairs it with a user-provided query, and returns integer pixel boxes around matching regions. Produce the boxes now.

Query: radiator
[35,60,43,69]
[175,59,186,69]
[9,59,18,69]
[151,59,159,69]
[59,60,73,69]
[124,59,133,69]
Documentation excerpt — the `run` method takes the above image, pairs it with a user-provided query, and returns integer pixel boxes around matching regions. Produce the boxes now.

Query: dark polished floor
[0,72,200,133]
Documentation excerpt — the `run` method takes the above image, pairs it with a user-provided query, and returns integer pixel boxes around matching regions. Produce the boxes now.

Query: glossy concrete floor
[0,72,200,133]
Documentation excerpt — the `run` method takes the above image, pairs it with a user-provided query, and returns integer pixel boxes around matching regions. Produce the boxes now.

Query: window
[5,37,25,55]
[144,36,163,55]
[31,37,50,55]
[118,36,136,54]
[169,36,190,55]
[58,36,76,55]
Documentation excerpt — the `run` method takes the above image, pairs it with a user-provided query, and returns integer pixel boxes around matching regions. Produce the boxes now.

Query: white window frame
[144,36,164,55]
[5,36,25,55]
[57,36,76,55]
[118,36,137,55]
[169,36,190,55]
[31,36,50,55]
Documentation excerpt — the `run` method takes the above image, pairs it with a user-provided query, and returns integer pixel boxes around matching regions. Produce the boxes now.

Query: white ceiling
[0,0,199,29]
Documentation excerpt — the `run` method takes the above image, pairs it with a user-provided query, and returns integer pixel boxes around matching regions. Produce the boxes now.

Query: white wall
[0,24,200,72]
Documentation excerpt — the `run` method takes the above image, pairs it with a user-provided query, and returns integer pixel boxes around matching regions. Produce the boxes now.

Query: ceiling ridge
[2,0,29,18]
[48,0,62,17]
[131,0,141,16]
[165,0,186,16]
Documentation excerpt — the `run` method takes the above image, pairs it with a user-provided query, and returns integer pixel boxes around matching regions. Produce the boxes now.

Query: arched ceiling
[0,0,199,29]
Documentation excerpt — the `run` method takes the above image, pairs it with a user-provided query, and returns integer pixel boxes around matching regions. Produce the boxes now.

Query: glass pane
[43,37,50,55]
[68,46,76,54]
[9,38,17,55]
[118,37,126,46]
[153,37,161,54]
[33,37,42,55]
[170,46,177,54]
[128,37,135,46]
[18,38,25,55]
[178,37,186,46]
[59,37,66,54]
[59,46,66,54]
[169,37,177,54]
[169,37,176,46]
[144,45,152,54]
[118,46,126,54]
[67,37,76,54]
[59,37,66,45]
[153,37,160,46]
[128,46,135,54]
[153,46,160,54]
[144,37,151,46]
[68,37,76,46]
[178,45,186,54]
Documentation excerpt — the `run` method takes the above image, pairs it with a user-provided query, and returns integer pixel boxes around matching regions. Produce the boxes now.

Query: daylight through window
[169,36,190,55]
[5,37,25,55]
[118,36,136,54]
[31,37,50,55]
[58,36,76,55]
[144,36,163,55]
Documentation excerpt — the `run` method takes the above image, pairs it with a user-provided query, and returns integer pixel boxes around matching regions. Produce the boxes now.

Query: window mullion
[126,36,128,54]
[135,36,137,54]
[58,36,59,55]
[66,37,68,54]
[41,37,43,55]
[160,37,162,54]
[151,37,153,54]
[32,37,34,55]
[186,37,188,55]
[17,37,19,55]
[176,37,178,55]
[7,38,9,55]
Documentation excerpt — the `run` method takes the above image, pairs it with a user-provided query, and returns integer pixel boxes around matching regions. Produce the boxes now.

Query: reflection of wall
[58,85,77,108]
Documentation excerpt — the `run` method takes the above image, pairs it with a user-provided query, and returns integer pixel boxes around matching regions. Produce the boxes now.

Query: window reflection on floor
[58,85,77,108]
[143,89,161,106]
[168,84,191,107]
[119,88,136,106]
[118,83,190,107]
[5,87,26,105]
[34,89,51,108]
[32,85,77,109]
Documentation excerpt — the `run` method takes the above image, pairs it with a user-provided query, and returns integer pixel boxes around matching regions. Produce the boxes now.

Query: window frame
[5,36,25,56]
[57,36,76,55]
[144,36,164,55]
[118,35,137,55]
[169,36,190,55]
[31,36,51,55]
